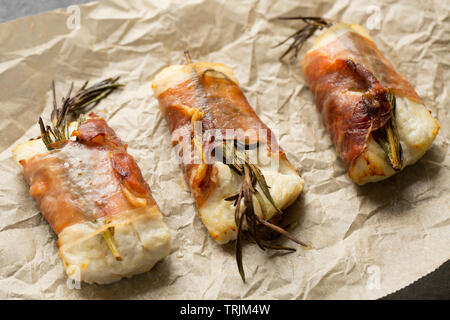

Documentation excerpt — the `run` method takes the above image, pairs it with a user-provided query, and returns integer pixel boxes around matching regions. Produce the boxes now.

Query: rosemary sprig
[184,50,193,64]
[275,16,333,60]
[221,139,308,282]
[373,90,403,170]
[39,77,123,150]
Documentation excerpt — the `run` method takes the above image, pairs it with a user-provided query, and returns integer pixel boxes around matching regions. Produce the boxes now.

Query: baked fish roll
[152,53,306,281]
[280,18,440,185]
[13,80,170,284]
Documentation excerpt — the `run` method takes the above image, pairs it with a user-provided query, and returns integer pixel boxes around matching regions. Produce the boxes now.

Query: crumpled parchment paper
[0,0,448,299]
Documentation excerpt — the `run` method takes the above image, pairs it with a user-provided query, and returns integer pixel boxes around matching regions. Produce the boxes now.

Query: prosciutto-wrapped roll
[279,18,440,184]
[12,80,170,284]
[152,53,306,281]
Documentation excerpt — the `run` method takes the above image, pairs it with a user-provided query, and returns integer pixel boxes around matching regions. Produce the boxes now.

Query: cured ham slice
[13,80,170,284]
[281,19,440,184]
[152,55,306,281]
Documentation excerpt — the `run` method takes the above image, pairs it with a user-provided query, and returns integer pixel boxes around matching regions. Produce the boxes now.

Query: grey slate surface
[0,0,448,300]
[0,0,93,23]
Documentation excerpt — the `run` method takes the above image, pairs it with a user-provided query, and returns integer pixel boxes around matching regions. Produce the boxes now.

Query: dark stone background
[0,0,448,300]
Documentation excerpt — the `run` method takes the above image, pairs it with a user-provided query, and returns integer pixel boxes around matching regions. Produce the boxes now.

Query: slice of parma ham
[283,19,440,185]
[13,110,170,284]
[152,56,307,281]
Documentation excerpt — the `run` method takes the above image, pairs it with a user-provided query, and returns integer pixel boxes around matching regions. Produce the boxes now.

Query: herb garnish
[221,140,308,282]
[373,90,403,170]
[103,227,122,261]
[39,77,122,149]
[274,16,333,60]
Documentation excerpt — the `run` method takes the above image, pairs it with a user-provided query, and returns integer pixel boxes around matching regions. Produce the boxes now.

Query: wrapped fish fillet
[278,18,440,185]
[152,52,307,281]
[12,79,171,284]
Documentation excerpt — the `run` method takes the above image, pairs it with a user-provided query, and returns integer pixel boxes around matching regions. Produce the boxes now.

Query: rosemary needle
[222,139,309,282]
[103,227,122,261]
[373,90,403,171]
[275,16,333,60]
[39,77,123,150]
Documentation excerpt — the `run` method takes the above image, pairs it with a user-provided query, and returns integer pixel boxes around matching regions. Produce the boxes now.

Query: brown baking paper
[0,0,448,299]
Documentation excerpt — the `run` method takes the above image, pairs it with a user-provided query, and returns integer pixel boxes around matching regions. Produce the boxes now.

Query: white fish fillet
[153,62,304,244]
[309,23,440,185]
[13,134,171,285]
